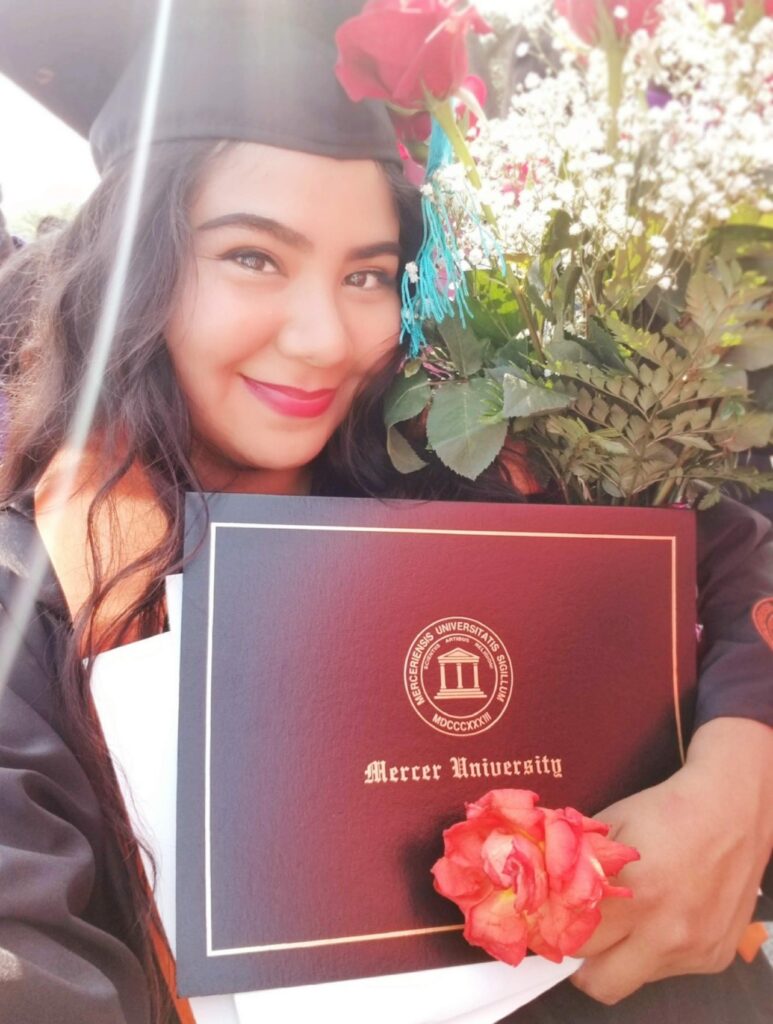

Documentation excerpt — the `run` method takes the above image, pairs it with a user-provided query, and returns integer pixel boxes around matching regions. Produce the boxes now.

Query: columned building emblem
[403,617,514,737]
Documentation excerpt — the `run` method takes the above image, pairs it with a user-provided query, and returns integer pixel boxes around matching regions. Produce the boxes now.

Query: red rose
[555,0,661,45]
[432,789,640,966]
[335,0,492,110]
[390,75,486,142]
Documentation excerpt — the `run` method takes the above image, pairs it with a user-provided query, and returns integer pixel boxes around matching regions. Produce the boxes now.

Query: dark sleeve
[694,497,773,730]
[0,589,151,1023]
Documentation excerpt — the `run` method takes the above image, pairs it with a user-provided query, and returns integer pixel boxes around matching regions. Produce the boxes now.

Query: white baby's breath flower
[456,0,773,291]
[647,262,666,279]
[405,262,420,284]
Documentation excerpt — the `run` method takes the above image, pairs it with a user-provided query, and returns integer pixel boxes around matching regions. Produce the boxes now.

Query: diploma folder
[176,494,696,996]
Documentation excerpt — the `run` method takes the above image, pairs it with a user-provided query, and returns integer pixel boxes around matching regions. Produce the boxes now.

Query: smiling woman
[165,143,402,492]
[0,2,772,1024]
[0,3,420,1022]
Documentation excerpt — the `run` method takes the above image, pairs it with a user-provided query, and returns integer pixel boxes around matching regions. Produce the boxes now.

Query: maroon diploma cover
[176,494,696,996]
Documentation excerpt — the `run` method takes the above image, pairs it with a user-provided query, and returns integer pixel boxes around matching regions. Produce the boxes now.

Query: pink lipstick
[242,376,337,419]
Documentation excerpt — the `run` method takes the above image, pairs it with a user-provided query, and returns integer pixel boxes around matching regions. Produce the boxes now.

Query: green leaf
[439,318,486,377]
[386,426,428,474]
[548,337,596,365]
[426,379,508,480]
[502,374,573,418]
[552,262,581,335]
[697,488,722,511]
[490,338,530,368]
[621,379,640,403]
[671,435,715,451]
[543,209,574,257]
[722,411,773,451]
[383,369,430,429]
[609,405,629,431]
[590,434,629,455]
[651,366,671,394]
[587,317,627,370]
[525,262,553,322]
[467,270,525,339]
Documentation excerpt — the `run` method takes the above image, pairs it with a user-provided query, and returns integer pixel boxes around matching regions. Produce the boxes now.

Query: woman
[0,4,424,1021]
[0,4,770,1024]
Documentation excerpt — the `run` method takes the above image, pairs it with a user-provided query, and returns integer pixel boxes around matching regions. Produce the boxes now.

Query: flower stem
[430,99,545,360]
[605,41,625,152]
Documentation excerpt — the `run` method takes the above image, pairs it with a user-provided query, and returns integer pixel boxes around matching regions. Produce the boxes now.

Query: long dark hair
[0,137,518,1021]
[0,139,423,1021]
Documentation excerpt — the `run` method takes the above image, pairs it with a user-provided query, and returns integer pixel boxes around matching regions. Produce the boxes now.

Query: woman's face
[165,142,402,490]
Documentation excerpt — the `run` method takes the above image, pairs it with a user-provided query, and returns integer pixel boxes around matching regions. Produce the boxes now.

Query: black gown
[0,497,771,1024]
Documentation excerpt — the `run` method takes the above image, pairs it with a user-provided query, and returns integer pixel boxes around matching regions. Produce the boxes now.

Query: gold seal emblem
[403,617,514,737]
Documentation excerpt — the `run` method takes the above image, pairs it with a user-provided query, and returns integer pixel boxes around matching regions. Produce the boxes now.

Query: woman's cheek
[354,299,401,369]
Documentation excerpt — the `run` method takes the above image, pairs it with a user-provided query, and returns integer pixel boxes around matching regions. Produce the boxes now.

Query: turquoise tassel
[400,118,502,357]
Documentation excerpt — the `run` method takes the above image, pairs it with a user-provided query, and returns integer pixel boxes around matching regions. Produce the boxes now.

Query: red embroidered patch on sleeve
[751,598,773,652]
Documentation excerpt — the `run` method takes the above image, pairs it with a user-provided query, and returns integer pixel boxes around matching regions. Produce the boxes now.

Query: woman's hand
[570,717,773,1005]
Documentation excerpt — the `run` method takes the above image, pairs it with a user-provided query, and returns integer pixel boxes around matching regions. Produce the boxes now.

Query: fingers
[571,907,747,1005]
[571,934,661,1005]
[572,894,635,958]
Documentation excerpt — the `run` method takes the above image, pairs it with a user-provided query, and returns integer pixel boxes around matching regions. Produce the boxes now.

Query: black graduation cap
[0,0,399,172]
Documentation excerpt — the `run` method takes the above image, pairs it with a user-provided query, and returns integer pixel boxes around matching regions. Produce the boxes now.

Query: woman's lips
[242,376,337,419]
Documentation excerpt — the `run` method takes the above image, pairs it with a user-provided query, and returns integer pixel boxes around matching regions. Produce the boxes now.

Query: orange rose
[431,789,640,966]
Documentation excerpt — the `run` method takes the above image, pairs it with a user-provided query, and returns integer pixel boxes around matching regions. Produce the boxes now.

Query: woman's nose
[274,281,350,368]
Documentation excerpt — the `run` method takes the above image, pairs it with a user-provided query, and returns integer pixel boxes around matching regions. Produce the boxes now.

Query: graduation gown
[0,497,771,1024]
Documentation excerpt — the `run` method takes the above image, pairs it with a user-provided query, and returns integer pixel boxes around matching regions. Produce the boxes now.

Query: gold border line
[671,538,685,763]
[203,522,683,958]
[207,924,465,958]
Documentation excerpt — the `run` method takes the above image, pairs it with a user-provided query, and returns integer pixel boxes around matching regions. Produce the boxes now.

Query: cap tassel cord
[400,117,502,357]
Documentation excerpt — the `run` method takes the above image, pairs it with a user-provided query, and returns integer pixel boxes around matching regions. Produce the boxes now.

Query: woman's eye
[227,250,280,274]
[346,269,396,290]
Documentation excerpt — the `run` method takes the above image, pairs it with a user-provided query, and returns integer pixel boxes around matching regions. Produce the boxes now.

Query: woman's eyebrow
[347,241,402,261]
[195,213,312,250]
[195,214,400,262]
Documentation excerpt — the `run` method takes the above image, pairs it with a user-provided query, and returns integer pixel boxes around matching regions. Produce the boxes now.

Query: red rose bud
[555,0,661,45]
[335,0,492,111]
[456,73,487,136]
[392,110,433,143]
[431,789,640,966]
[396,142,427,186]
[391,74,486,152]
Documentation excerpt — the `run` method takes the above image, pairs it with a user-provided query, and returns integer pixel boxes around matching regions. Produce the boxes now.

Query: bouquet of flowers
[337,0,773,508]
[335,0,773,971]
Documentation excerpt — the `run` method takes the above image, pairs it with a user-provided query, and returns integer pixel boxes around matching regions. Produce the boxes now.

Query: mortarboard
[0,0,399,173]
